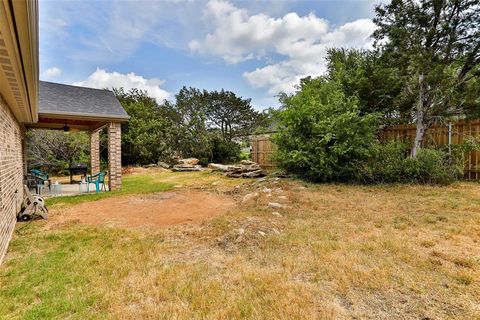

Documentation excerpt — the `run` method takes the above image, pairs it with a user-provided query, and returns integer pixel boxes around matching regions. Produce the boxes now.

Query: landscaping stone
[262,187,272,194]
[268,202,284,209]
[157,161,171,169]
[242,192,259,204]
[208,163,231,172]
[171,164,202,172]
[178,158,200,165]
[209,161,266,178]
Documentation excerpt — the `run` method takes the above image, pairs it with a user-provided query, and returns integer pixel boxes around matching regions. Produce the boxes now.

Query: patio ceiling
[27,81,129,131]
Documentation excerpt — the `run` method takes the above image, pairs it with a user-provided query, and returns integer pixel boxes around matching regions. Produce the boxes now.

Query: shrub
[209,135,241,164]
[361,141,464,184]
[274,78,380,182]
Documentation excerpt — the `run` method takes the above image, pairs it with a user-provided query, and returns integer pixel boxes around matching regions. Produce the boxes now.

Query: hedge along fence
[379,120,480,180]
[251,120,480,179]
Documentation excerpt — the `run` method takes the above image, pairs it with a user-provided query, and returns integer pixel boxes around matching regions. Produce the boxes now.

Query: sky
[39,0,383,109]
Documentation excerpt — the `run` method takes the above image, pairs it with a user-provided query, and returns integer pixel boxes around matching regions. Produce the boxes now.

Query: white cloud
[41,67,62,79]
[73,68,171,102]
[40,1,209,64]
[190,0,377,94]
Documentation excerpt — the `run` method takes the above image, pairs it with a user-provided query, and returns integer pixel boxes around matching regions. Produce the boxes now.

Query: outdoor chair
[30,169,51,191]
[18,185,48,221]
[25,173,49,195]
[87,172,107,193]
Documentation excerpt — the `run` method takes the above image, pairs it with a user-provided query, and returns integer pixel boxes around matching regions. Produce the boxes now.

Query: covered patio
[26,81,129,195]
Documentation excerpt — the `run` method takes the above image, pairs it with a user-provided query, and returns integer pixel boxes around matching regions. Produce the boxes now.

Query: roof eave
[0,0,39,123]
[39,110,130,122]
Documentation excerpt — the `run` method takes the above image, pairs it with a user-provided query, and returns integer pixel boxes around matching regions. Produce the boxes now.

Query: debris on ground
[272,212,282,217]
[172,158,203,171]
[215,216,283,252]
[208,160,266,178]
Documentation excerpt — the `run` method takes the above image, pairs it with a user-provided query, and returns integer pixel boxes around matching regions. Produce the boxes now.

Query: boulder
[208,163,231,172]
[171,164,202,171]
[268,202,284,209]
[240,160,256,165]
[157,161,171,169]
[242,192,259,204]
[209,160,266,178]
[177,158,200,165]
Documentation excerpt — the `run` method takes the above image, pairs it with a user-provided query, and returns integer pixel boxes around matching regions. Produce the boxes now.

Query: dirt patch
[52,191,236,228]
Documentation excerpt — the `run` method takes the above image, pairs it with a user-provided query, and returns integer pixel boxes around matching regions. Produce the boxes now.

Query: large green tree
[204,89,264,140]
[274,77,379,182]
[326,48,413,122]
[373,0,480,156]
[114,88,179,165]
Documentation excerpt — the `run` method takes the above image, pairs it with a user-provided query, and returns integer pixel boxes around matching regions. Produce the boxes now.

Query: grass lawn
[1,169,479,319]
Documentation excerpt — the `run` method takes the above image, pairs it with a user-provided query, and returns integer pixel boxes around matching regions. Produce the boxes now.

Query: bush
[361,141,464,184]
[274,78,380,182]
[209,135,241,164]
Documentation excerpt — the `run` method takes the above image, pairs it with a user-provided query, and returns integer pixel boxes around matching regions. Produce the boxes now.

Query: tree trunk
[411,73,425,157]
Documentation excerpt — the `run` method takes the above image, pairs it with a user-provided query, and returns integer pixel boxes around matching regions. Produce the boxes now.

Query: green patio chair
[29,169,51,191]
[87,172,107,193]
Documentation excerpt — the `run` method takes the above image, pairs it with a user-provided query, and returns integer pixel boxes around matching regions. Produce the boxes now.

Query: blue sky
[40,0,382,109]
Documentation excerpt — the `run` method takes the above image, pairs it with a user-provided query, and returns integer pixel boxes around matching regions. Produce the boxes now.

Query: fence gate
[251,136,277,169]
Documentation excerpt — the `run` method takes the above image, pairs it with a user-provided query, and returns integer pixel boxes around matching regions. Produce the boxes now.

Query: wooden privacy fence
[251,135,277,169]
[251,120,480,179]
[380,120,480,180]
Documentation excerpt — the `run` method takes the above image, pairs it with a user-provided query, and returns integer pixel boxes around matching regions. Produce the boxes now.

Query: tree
[174,87,212,162]
[373,0,480,156]
[27,129,89,174]
[274,77,379,182]
[114,88,179,165]
[204,89,264,140]
[326,48,412,122]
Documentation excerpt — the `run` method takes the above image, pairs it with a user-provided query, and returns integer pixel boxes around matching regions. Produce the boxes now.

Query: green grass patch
[0,224,159,319]
[46,173,176,207]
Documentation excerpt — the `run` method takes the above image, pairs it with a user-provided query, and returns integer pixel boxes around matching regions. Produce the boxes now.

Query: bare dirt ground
[52,190,236,228]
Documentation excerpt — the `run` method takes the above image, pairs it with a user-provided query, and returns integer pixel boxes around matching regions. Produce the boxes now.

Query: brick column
[108,122,122,191]
[90,129,100,174]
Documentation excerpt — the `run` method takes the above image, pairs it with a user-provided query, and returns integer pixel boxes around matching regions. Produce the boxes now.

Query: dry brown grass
[1,170,479,319]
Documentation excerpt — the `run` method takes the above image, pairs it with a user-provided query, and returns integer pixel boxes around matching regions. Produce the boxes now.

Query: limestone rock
[178,158,200,165]
[157,161,171,169]
[208,163,231,172]
[268,202,284,209]
[242,192,259,204]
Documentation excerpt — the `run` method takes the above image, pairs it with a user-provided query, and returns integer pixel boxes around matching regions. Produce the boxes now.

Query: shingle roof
[39,81,129,120]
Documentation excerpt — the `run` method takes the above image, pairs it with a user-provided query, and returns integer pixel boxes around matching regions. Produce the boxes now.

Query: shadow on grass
[46,173,176,207]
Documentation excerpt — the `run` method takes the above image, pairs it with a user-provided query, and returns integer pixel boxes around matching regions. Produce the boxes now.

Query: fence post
[448,122,452,154]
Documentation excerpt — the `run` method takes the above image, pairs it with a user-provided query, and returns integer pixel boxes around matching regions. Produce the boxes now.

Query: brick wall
[108,122,122,191]
[90,129,100,174]
[0,95,24,264]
